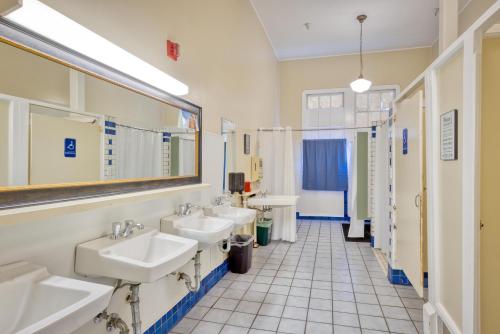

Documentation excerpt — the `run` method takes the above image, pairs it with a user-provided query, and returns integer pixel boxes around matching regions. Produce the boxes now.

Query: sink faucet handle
[110,222,122,240]
[125,219,144,229]
[122,220,144,237]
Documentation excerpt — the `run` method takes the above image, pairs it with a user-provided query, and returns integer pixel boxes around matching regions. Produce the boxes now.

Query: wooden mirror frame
[0,18,202,209]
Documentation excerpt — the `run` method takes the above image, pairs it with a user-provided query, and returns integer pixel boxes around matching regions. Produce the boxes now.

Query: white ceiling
[250,0,440,60]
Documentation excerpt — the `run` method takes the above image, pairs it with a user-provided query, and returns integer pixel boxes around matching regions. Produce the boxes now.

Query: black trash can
[228,234,254,274]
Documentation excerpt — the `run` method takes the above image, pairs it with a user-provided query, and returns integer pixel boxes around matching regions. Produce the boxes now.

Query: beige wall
[0,42,69,105]
[41,0,279,135]
[436,51,463,330]
[459,0,497,34]
[279,47,433,128]
[480,37,500,334]
[85,74,179,129]
[431,39,440,62]
[0,100,8,185]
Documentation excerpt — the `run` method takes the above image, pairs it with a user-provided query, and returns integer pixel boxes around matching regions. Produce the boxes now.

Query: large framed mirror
[0,18,202,209]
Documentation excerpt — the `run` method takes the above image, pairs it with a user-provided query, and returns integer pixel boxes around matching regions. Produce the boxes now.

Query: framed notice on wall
[440,109,458,161]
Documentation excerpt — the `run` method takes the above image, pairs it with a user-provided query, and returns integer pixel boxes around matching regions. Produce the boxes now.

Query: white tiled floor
[170,221,424,334]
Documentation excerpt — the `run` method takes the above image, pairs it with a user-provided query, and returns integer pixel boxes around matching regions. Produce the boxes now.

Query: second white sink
[75,228,198,283]
[161,212,234,250]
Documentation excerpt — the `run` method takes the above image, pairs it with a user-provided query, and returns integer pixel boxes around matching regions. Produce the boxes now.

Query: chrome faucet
[214,191,232,206]
[177,203,201,216]
[122,220,144,238]
[110,220,144,239]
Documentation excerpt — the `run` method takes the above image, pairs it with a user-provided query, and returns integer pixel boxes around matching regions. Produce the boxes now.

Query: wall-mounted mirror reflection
[0,41,199,188]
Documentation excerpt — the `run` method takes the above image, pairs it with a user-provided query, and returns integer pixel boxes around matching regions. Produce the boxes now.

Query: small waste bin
[256,218,272,246]
[228,234,253,274]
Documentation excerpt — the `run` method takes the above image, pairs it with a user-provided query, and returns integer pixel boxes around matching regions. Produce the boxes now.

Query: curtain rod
[257,125,377,132]
[116,123,163,133]
[116,123,196,135]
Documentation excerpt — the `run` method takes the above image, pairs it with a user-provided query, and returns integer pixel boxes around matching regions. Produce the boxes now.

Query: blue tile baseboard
[370,236,375,247]
[387,264,411,286]
[387,264,429,289]
[144,260,229,334]
[296,212,350,221]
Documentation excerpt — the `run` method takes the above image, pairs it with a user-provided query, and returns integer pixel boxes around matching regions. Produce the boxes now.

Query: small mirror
[0,35,201,207]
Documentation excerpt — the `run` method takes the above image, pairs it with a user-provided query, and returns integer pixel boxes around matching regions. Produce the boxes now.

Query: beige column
[439,0,459,53]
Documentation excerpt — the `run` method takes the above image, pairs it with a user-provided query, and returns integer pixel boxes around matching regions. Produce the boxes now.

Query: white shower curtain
[258,127,297,242]
[116,126,162,179]
[374,124,390,254]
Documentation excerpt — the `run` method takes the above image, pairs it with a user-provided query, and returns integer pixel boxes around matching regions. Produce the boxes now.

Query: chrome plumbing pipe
[178,250,202,292]
[217,237,231,253]
[94,310,129,334]
[128,284,141,334]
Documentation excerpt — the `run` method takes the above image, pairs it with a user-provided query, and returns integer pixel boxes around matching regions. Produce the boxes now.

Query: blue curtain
[302,139,348,191]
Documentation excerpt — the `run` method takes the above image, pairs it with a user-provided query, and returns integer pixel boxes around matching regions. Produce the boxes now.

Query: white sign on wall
[440,109,458,161]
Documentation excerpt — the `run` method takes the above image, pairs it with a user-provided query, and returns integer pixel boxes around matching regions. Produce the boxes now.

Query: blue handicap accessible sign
[64,138,76,158]
[402,128,408,155]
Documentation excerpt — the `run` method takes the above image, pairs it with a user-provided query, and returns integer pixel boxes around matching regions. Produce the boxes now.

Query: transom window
[355,89,396,127]
[304,92,345,128]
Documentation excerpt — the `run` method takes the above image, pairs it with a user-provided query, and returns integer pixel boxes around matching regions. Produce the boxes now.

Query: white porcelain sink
[161,212,234,250]
[0,261,112,334]
[205,206,256,229]
[247,195,299,208]
[75,228,198,283]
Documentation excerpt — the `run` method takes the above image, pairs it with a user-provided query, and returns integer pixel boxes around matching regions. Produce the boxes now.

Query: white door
[395,90,425,297]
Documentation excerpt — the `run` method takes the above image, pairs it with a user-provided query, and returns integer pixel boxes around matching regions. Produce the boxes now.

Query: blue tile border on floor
[387,264,429,288]
[296,212,350,221]
[144,260,229,334]
[387,263,411,286]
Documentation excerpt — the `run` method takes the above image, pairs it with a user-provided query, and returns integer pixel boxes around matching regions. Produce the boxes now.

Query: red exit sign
[166,40,179,61]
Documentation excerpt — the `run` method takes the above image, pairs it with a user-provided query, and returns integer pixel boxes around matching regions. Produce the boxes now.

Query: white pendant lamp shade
[4,0,189,96]
[350,77,372,93]
[350,14,371,94]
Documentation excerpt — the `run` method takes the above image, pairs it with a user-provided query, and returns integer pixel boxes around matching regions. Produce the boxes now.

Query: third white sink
[247,195,299,208]
[204,205,256,230]
[161,212,234,250]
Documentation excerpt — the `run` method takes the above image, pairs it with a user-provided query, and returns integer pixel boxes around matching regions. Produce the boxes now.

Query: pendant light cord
[359,18,364,78]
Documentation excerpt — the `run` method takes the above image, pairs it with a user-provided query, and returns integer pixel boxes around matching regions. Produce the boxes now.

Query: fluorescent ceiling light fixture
[4,0,189,96]
[350,14,371,94]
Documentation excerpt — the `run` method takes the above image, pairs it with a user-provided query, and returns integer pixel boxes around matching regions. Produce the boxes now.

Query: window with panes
[355,89,396,127]
[304,92,345,129]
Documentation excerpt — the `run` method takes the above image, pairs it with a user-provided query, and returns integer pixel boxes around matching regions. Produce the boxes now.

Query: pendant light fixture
[350,14,372,93]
